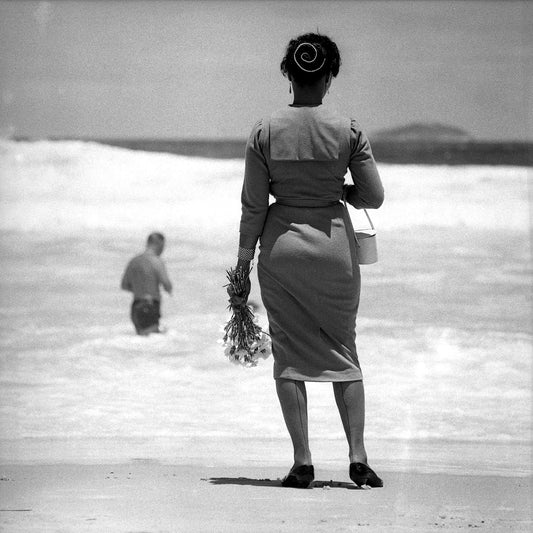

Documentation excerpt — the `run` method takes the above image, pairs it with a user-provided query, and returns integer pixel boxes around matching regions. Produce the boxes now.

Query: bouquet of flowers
[222,267,271,367]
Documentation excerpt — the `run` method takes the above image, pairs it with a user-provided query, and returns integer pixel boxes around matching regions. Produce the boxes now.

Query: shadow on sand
[205,477,361,490]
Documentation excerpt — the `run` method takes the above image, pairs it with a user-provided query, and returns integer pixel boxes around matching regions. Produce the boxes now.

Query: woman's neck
[291,99,322,107]
[290,79,328,107]
[291,96,322,106]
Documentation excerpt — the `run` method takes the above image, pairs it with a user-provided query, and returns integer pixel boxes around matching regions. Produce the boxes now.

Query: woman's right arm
[237,119,270,268]
[228,120,270,304]
[121,262,132,291]
[346,121,384,209]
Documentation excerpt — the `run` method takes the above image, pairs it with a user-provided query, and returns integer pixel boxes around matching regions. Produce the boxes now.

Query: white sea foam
[0,140,243,238]
[0,140,530,235]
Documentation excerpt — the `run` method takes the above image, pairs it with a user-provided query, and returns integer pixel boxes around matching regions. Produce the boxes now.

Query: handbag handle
[363,209,375,231]
[342,196,375,231]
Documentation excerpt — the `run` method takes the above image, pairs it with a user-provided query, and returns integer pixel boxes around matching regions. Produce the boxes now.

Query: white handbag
[344,202,378,265]
[354,209,378,264]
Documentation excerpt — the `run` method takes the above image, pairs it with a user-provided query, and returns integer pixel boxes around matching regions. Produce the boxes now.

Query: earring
[289,83,292,94]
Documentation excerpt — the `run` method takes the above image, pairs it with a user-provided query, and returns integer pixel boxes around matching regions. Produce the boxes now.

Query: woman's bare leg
[276,378,312,466]
[333,380,368,464]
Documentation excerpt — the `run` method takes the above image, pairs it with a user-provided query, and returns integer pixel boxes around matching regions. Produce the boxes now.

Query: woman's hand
[226,261,252,307]
[227,276,251,307]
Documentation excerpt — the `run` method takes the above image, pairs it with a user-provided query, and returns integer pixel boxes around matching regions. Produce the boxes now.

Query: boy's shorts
[131,299,161,334]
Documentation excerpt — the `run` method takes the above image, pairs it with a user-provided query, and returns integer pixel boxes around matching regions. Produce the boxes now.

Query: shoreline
[1,437,530,478]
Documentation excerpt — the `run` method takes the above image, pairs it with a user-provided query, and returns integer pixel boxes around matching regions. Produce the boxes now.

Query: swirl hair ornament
[293,42,326,73]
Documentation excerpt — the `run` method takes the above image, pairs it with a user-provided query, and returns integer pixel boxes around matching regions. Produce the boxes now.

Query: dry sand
[0,463,530,532]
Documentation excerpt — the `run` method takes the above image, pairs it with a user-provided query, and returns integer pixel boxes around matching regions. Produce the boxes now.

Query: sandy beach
[0,462,531,532]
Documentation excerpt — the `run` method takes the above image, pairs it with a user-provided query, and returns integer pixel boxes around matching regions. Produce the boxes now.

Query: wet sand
[0,463,530,532]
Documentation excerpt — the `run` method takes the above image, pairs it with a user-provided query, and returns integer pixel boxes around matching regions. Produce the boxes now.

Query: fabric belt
[275,199,340,208]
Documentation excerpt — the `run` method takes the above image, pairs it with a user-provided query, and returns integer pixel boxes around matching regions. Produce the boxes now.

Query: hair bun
[293,42,326,73]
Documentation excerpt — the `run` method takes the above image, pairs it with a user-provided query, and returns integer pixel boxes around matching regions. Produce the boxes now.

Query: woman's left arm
[346,121,384,209]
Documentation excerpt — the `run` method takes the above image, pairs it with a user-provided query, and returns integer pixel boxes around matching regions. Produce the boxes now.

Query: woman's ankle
[293,453,312,466]
[349,448,368,464]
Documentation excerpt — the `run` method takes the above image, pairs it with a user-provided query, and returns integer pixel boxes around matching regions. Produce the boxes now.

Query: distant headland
[369,122,531,165]
[372,122,473,143]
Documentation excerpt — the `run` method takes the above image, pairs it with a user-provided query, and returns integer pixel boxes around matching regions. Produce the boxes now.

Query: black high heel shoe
[281,464,315,488]
[349,462,383,487]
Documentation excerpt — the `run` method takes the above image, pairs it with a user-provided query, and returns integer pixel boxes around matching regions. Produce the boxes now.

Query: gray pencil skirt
[258,202,363,382]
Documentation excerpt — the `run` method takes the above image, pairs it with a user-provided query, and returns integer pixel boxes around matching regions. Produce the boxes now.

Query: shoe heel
[349,463,383,488]
[352,476,367,487]
[281,465,315,488]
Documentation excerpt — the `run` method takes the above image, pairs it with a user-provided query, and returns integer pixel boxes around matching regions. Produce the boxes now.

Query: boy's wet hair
[147,232,165,245]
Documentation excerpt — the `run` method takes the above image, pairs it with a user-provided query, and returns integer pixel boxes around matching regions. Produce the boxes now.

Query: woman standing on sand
[230,33,384,488]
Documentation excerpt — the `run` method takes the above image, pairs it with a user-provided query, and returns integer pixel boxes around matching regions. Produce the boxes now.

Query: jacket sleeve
[238,119,270,245]
[346,120,384,209]
[121,262,133,291]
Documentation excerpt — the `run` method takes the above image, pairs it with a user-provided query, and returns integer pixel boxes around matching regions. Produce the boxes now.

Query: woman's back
[255,106,349,203]
[247,105,383,210]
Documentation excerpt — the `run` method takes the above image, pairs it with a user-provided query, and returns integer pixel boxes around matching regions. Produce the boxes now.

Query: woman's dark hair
[280,33,341,86]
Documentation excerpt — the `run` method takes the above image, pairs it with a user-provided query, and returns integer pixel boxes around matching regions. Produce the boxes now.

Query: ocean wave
[0,140,530,235]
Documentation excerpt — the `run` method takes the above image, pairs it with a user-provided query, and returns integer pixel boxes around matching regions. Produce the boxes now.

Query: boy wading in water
[121,232,173,335]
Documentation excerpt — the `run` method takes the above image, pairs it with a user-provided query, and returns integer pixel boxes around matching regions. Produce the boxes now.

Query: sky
[0,0,531,141]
